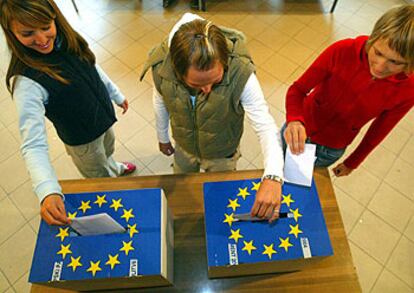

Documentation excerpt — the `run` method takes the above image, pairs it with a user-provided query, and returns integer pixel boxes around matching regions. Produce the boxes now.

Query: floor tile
[294,26,329,51]
[51,154,82,181]
[349,209,400,265]
[260,54,299,83]
[254,27,291,53]
[104,10,140,28]
[124,124,159,166]
[112,108,148,144]
[90,42,112,64]
[0,98,18,128]
[146,153,174,175]
[28,215,41,236]
[0,153,29,194]
[98,29,135,55]
[116,70,151,102]
[137,29,165,50]
[121,17,156,40]
[404,216,414,242]
[129,88,156,123]
[272,15,306,37]
[255,68,283,99]
[0,269,11,292]
[239,124,262,162]
[362,145,397,179]
[278,39,315,66]
[333,166,381,206]
[246,39,275,68]
[368,182,414,233]
[0,186,6,202]
[116,41,150,70]
[348,240,383,293]
[400,135,414,167]
[8,181,39,222]
[12,272,30,293]
[381,126,411,156]
[334,187,364,235]
[385,236,414,288]
[100,56,131,82]
[81,18,117,42]
[371,269,413,293]
[385,159,414,201]
[0,224,36,284]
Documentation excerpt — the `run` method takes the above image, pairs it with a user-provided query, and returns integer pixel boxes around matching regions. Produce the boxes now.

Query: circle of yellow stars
[223,181,303,260]
[55,193,140,277]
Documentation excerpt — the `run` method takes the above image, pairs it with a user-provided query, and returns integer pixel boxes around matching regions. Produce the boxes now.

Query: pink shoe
[122,162,136,175]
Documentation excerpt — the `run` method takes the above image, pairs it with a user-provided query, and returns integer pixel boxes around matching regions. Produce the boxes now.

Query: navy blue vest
[22,50,116,146]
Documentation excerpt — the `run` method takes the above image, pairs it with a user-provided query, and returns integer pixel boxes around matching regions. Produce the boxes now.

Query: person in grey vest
[141,13,285,222]
[0,0,136,225]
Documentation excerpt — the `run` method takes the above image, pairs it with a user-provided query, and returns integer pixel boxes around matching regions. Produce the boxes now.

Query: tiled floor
[0,0,413,292]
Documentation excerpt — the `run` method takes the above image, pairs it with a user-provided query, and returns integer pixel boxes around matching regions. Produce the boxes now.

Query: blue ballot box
[203,178,333,278]
[29,188,173,291]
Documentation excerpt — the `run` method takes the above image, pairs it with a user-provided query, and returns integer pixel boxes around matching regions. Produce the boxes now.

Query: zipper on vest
[192,101,201,158]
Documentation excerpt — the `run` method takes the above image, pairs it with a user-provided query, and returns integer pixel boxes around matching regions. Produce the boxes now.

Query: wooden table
[31,168,361,292]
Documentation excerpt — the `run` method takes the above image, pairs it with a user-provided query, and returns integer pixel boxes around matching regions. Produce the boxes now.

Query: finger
[269,209,280,223]
[284,128,293,150]
[49,206,68,225]
[250,201,260,217]
[257,202,269,218]
[291,128,300,154]
[43,209,66,226]
[56,200,70,224]
[298,128,307,153]
[264,204,275,219]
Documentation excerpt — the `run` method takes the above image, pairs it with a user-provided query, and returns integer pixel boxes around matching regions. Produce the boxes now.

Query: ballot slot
[68,213,127,237]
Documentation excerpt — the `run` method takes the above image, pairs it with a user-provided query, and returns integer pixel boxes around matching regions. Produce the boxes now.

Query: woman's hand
[284,121,307,154]
[159,142,175,156]
[332,163,353,177]
[117,99,129,114]
[250,179,282,223]
[41,194,70,226]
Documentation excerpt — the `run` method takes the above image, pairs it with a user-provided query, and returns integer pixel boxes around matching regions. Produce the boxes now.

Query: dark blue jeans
[280,123,346,167]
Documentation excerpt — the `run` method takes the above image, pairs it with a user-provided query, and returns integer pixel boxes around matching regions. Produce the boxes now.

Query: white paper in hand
[70,213,126,236]
[284,143,316,187]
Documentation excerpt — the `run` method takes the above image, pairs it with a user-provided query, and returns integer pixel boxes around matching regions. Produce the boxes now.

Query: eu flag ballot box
[203,179,333,278]
[29,188,173,291]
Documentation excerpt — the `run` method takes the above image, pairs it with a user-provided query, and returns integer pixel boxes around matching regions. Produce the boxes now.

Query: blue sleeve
[13,75,63,203]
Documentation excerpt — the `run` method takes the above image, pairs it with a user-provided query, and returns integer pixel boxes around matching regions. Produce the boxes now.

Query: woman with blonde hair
[141,13,285,222]
[283,4,414,176]
[0,0,136,225]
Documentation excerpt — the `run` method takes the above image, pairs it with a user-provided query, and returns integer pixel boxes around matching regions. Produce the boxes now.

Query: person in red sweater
[283,4,414,177]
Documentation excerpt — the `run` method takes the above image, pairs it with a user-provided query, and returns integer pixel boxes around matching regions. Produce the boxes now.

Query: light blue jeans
[280,123,346,167]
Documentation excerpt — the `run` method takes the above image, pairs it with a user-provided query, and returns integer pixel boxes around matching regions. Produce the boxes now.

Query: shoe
[122,162,136,175]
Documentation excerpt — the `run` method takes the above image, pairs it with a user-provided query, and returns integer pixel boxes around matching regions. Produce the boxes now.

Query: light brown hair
[367,4,414,72]
[0,0,95,92]
[169,19,229,79]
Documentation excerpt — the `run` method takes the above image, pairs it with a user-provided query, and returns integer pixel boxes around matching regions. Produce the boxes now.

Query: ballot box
[203,178,333,278]
[29,188,173,291]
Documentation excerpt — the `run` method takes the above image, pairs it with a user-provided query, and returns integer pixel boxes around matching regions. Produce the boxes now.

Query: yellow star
[223,213,236,227]
[279,237,293,252]
[242,240,257,255]
[57,243,72,259]
[127,223,139,238]
[120,240,134,256]
[228,228,243,243]
[105,254,121,270]
[289,224,303,238]
[67,256,82,272]
[56,227,69,241]
[94,194,107,207]
[78,200,91,213]
[67,211,77,219]
[290,208,303,222]
[237,187,251,200]
[251,181,261,191]
[87,260,102,277]
[121,208,135,223]
[110,198,123,212]
[281,193,295,207]
[227,198,241,212]
[262,243,277,259]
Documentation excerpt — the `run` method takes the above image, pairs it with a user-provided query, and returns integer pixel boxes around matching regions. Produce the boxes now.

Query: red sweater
[286,36,414,169]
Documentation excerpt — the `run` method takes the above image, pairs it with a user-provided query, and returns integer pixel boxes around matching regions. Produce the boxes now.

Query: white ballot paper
[284,143,316,187]
[70,213,126,236]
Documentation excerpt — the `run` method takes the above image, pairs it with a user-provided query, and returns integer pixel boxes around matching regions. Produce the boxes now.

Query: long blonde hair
[367,4,414,73]
[0,0,96,93]
[170,19,229,79]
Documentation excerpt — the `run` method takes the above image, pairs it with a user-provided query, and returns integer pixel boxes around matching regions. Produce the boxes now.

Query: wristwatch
[262,174,284,185]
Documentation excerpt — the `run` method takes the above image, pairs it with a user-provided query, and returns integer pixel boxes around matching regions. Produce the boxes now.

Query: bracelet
[261,174,284,185]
